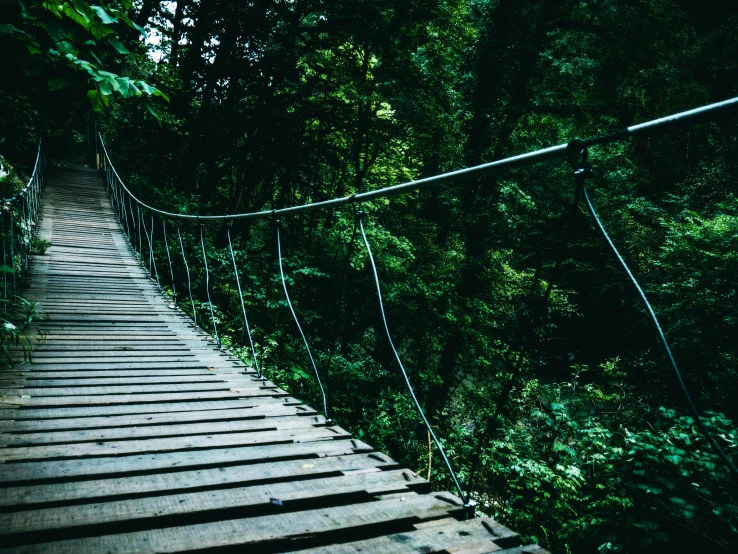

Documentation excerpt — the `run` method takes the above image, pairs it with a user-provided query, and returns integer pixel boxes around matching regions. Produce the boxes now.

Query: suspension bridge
[1,96,737,552]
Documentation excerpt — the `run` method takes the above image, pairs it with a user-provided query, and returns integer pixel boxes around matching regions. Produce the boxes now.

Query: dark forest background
[2,1,738,552]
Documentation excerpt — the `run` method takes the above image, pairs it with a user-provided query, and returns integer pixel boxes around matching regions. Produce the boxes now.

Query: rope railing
[1,142,45,308]
[97,95,738,505]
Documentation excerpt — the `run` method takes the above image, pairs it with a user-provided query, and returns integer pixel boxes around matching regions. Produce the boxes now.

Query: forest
[1,1,738,552]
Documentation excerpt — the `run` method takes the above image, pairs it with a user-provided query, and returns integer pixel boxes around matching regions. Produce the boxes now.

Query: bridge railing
[1,142,45,305]
[96,96,738,506]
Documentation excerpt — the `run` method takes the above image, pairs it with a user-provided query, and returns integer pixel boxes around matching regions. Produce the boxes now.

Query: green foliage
[31,238,52,254]
[0,1,166,110]
[0,296,42,367]
[0,156,28,197]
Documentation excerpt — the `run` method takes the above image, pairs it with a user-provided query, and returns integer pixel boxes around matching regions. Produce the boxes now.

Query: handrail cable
[275,219,330,420]
[1,140,44,308]
[357,210,468,505]
[199,224,220,347]
[176,226,197,326]
[162,220,177,305]
[227,224,261,378]
[148,214,162,290]
[97,96,738,222]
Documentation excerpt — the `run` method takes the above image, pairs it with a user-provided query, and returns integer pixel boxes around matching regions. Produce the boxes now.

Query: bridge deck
[0,165,545,553]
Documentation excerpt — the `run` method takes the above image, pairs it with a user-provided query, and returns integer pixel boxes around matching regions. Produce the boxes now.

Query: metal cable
[177,226,197,326]
[2,211,7,310]
[162,220,177,305]
[275,219,329,420]
[358,212,468,503]
[96,96,738,223]
[578,169,738,477]
[128,196,136,248]
[141,210,153,276]
[20,198,29,274]
[148,214,161,289]
[121,183,132,241]
[199,224,220,346]
[9,207,16,293]
[227,224,261,377]
[137,206,143,258]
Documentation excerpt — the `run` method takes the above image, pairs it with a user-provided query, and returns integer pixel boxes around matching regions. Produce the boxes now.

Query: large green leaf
[87,88,108,111]
[91,5,117,25]
[107,36,129,54]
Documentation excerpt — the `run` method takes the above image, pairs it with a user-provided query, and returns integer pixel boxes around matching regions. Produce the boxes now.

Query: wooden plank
[0,425,351,461]
[0,376,253,387]
[0,452,398,509]
[0,397,294,420]
[291,517,520,554]
[0,470,427,547]
[0,388,287,408]
[0,370,246,379]
[0,493,465,553]
[0,381,274,397]
[11,361,232,370]
[0,438,374,484]
[1,414,326,445]
[0,404,315,432]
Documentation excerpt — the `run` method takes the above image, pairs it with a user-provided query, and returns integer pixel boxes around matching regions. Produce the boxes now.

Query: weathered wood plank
[0,438,374,484]
[0,388,288,408]
[0,493,465,553]
[0,453,398,509]
[291,517,521,554]
[1,414,325,445]
[0,397,294,420]
[0,404,315,432]
[0,470,427,547]
[0,425,350,461]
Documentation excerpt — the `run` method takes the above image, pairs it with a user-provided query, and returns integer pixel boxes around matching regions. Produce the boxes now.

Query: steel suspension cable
[162,220,177,305]
[2,212,7,309]
[128,196,137,248]
[136,205,143,257]
[199,224,220,347]
[226,224,261,378]
[574,163,738,477]
[275,219,329,420]
[121,184,132,242]
[97,97,738,224]
[357,211,468,504]
[140,210,153,276]
[177,226,197,326]
[148,214,161,289]
[9,208,16,293]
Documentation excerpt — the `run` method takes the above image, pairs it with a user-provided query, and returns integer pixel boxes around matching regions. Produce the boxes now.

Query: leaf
[124,18,147,38]
[87,89,108,111]
[25,42,42,55]
[91,5,117,25]
[107,36,129,54]
[116,77,140,98]
[144,101,161,120]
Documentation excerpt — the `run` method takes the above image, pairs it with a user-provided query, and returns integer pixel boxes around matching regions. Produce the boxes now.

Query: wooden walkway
[0,165,547,553]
